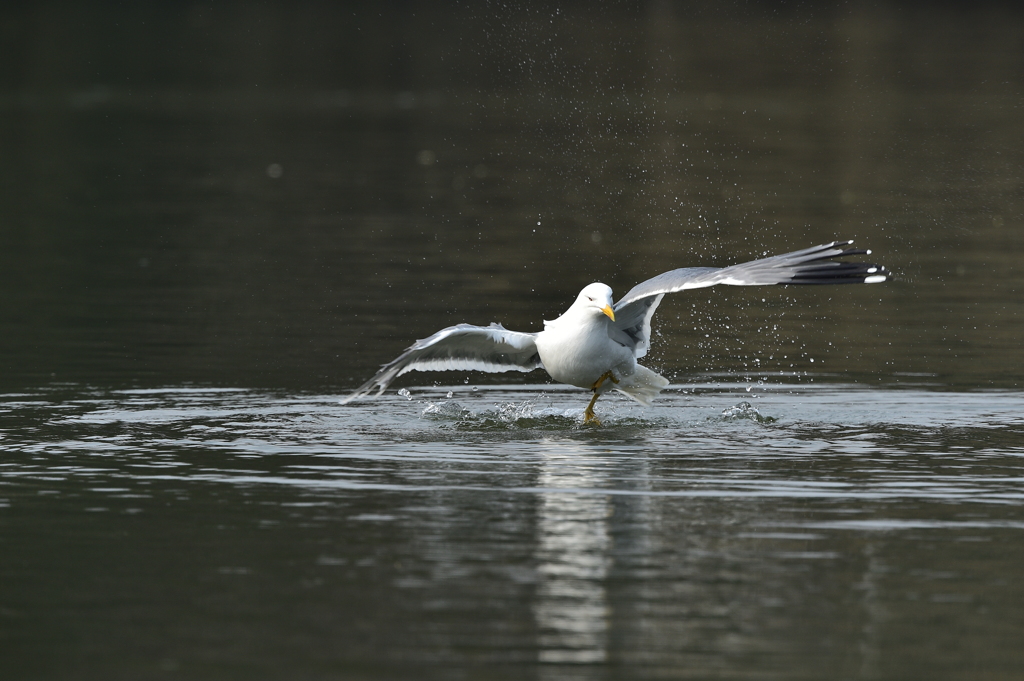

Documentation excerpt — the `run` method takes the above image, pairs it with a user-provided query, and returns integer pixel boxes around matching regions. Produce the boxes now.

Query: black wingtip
[787,262,888,285]
[778,241,889,285]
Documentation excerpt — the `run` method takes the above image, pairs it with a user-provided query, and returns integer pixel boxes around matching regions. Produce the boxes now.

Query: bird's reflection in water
[533,439,613,669]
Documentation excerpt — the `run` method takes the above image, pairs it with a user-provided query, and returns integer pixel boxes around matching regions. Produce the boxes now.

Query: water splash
[719,400,777,424]
[421,399,589,430]
[421,400,472,420]
[488,400,560,423]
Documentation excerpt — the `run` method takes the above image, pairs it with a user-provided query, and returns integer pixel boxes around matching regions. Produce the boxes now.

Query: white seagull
[341,241,887,423]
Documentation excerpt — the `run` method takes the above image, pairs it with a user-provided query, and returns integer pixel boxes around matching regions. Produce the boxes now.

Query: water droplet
[446,391,453,399]
[397,388,412,400]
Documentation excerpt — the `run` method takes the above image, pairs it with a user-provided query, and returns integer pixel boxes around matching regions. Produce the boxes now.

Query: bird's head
[574,283,616,322]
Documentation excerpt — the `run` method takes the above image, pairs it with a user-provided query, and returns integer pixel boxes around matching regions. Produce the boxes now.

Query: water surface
[4,384,1024,679]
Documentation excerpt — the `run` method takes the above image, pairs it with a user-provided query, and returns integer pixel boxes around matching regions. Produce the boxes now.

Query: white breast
[535,315,635,390]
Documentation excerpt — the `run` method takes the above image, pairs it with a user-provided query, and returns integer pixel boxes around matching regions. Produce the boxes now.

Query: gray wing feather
[611,240,887,356]
[608,293,664,359]
[341,323,541,403]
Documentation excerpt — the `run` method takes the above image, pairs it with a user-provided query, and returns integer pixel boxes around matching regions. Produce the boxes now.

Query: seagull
[341,241,887,423]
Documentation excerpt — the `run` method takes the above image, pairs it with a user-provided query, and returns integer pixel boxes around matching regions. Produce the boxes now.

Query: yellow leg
[583,391,602,425]
[583,371,619,424]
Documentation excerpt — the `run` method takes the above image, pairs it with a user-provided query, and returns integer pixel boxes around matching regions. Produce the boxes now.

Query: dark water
[4,384,1024,680]
[2,2,1024,679]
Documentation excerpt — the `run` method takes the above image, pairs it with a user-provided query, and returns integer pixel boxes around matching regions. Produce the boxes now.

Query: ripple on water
[2,383,1023,469]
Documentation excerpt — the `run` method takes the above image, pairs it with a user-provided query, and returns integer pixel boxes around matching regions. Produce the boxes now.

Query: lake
[2,3,1023,679]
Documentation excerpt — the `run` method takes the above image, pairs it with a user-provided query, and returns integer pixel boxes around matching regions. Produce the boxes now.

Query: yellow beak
[602,305,615,322]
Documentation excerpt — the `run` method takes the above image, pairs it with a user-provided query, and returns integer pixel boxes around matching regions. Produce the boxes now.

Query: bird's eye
[586,296,594,302]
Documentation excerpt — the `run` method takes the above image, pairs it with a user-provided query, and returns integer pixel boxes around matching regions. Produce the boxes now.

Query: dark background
[1,1,1022,391]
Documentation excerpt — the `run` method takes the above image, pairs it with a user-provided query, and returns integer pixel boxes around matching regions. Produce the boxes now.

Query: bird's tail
[615,365,670,406]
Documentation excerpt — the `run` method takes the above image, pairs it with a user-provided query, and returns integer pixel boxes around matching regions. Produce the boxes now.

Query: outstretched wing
[611,241,888,358]
[341,323,542,403]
